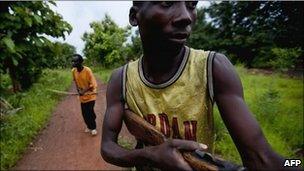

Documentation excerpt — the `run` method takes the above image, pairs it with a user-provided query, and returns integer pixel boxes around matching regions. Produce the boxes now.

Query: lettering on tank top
[143,113,197,141]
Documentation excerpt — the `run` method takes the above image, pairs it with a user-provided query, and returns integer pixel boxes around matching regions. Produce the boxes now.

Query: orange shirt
[72,66,97,103]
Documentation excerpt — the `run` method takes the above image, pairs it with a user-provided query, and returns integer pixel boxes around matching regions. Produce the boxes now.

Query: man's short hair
[73,54,83,63]
[133,1,144,7]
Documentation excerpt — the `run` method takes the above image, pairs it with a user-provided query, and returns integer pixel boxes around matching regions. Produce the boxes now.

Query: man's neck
[141,45,185,83]
[76,66,84,72]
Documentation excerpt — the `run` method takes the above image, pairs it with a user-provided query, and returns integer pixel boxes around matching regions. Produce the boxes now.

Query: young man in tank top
[101,2,288,170]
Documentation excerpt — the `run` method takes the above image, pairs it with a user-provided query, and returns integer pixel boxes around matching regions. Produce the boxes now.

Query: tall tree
[189,1,304,68]
[44,42,76,69]
[125,29,142,62]
[82,14,130,68]
[187,7,217,51]
[0,1,72,91]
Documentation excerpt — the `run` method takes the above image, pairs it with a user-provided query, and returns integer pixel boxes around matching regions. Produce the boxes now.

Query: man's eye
[160,1,174,8]
[186,1,198,9]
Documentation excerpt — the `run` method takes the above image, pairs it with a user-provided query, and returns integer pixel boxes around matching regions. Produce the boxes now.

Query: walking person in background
[72,54,98,136]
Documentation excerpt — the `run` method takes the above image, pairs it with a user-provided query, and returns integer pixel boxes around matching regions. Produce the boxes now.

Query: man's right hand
[77,88,86,96]
[146,139,208,170]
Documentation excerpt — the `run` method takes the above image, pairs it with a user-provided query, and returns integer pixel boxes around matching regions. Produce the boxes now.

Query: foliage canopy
[82,14,130,68]
[188,1,303,69]
[0,1,72,91]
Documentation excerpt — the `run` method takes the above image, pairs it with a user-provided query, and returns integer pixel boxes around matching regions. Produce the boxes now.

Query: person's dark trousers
[80,100,96,130]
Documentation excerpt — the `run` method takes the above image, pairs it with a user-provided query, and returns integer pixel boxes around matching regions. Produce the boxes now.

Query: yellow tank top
[123,47,215,152]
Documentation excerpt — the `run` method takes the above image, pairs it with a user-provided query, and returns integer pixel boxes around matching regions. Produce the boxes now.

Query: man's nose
[172,2,193,28]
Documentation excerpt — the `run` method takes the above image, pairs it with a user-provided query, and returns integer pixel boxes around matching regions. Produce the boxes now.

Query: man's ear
[129,6,139,26]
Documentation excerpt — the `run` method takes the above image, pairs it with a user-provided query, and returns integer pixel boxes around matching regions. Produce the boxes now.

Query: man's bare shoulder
[213,52,243,97]
[213,53,237,77]
[106,66,126,104]
[107,66,125,89]
[111,66,124,79]
[213,53,230,66]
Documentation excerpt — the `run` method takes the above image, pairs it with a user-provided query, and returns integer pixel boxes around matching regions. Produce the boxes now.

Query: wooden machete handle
[123,109,219,171]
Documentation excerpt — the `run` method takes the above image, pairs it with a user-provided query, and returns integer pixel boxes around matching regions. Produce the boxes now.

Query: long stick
[47,89,79,95]
[46,89,104,95]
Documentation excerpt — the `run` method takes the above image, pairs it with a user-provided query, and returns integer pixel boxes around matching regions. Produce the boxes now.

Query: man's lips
[168,32,189,43]
[171,32,189,39]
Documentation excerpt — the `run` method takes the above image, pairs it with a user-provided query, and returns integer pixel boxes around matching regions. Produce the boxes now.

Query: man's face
[133,1,198,48]
[72,56,82,68]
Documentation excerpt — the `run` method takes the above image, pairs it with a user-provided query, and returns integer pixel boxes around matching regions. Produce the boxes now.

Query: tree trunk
[8,66,21,92]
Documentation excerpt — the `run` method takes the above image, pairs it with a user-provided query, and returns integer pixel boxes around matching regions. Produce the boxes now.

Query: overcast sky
[50,1,209,55]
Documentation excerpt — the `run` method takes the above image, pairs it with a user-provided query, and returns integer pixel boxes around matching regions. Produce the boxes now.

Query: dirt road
[14,79,135,170]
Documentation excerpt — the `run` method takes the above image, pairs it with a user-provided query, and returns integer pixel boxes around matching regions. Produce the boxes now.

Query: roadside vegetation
[91,66,114,83]
[213,66,303,163]
[0,69,71,170]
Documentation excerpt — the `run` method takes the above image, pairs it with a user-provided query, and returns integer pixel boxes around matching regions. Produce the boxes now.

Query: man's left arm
[87,68,97,91]
[212,53,287,170]
[79,68,97,95]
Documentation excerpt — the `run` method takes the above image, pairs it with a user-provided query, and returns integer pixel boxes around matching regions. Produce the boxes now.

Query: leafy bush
[0,1,72,91]
[269,47,302,71]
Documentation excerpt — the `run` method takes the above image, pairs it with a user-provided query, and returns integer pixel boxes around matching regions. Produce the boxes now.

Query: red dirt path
[13,79,135,170]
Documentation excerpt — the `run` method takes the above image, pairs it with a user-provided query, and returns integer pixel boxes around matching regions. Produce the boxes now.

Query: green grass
[118,135,134,150]
[213,66,303,163]
[0,69,72,170]
[91,66,115,83]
